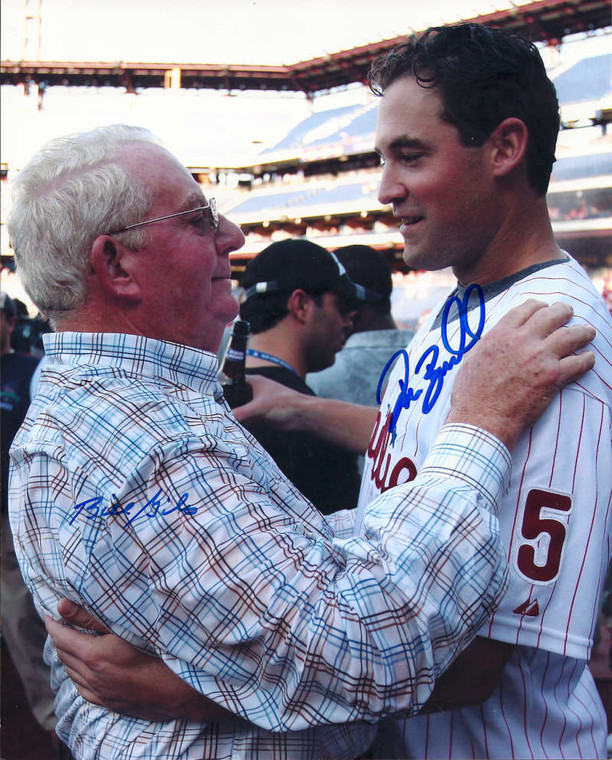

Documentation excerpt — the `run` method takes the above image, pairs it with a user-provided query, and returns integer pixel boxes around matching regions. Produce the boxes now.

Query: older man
[9,124,595,760]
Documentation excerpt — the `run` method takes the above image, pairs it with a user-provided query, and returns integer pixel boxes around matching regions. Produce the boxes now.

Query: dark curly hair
[368,23,560,196]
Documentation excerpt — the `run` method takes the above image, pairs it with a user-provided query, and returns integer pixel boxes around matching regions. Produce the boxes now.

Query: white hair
[7,124,161,324]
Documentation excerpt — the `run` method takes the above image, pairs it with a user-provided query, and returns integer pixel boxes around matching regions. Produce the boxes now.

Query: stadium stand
[261,104,365,154]
[1,15,610,286]
[552,153,612,181]
[208,49,611,274]
[554,53,612,104]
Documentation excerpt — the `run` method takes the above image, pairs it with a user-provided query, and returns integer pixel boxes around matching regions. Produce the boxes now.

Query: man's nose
[342,310,355,330]
[378,164,408,207]
[216,215,245,255]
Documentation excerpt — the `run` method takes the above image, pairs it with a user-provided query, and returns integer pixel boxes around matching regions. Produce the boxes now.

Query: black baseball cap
[0,292,16,317]
[241,238,378,308]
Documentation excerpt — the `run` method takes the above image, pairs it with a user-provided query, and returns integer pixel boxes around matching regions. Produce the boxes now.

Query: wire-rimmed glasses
[110,198,218,235]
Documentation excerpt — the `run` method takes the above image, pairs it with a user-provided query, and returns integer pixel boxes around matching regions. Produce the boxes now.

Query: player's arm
[46,601,228,722]
[421,636,513,712]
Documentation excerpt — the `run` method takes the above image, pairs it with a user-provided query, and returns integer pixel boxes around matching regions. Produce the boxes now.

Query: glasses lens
[209,198,219,232]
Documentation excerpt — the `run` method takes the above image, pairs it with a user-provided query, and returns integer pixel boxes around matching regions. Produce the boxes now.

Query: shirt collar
[42,332,220,396]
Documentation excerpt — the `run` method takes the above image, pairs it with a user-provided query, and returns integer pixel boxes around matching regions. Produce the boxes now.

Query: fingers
[499,299,579,337]
[546,322,596,359]
[45,616,105,704]
[45,615,93,658]
[492,300,596,372]
[449,296,597,451]
[496,298,549,328]
[57,598,109,633]
[556,350,596,387]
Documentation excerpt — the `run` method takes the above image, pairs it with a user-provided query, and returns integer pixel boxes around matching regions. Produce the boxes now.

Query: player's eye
[400,152,424,164]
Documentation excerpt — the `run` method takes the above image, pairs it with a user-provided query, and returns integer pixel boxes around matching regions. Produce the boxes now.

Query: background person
[307,244,414,401]
[239,238,363,513]
[0,291,58,749]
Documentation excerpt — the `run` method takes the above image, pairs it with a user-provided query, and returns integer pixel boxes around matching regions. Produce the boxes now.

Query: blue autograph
[377,284,486,435]
[69,489,197,526]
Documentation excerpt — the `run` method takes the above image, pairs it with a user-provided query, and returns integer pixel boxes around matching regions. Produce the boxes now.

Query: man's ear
[90,235,141,302]
[286,289,312,324]
[489,117,528,179]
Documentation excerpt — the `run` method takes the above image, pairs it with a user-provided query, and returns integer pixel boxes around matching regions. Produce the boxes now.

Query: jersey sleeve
[480,386,612,659]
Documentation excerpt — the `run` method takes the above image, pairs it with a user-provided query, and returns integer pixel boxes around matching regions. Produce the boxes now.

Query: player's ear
[90,235,142,303]
[488,117,528,179]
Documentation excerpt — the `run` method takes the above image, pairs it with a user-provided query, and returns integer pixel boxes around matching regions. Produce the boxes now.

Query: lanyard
[246,348,299,375]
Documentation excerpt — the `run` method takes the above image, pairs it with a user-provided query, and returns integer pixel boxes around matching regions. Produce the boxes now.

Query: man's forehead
[120,143,204,207]
[382,74,443,108]
[118,142,190,179]
[375,78,448,148]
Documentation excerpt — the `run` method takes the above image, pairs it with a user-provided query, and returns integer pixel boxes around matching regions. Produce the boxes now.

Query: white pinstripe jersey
[357,254,612,759]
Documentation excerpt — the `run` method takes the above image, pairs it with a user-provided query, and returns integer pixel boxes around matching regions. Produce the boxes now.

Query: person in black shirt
[1,294,40,492]
[1,291,58,747]
[239,239,374,514]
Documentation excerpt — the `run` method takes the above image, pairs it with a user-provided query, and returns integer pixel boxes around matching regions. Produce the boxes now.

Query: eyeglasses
[110,198,219,235]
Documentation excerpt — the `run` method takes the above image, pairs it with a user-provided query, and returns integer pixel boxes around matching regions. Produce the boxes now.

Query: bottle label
[225,348,245,361]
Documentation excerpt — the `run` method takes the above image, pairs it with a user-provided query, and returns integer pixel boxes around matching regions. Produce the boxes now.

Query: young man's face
[304,291,353,373]
[375,75,503,284]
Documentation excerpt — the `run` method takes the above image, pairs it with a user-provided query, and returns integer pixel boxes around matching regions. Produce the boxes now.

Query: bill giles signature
[69,489,198,526]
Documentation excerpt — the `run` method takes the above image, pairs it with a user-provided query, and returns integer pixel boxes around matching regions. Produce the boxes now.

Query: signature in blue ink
[377,283,485,434]
[69,489,197,526]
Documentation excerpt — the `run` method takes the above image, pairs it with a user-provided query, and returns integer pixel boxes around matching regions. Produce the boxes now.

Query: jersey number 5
[516,488,572,583]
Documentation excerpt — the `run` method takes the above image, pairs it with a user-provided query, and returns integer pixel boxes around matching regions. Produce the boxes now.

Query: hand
[233,374,307,430]
[233,374,377,453]
[422,637,513,712]
[447,300,595,449]
[46,599,232,722]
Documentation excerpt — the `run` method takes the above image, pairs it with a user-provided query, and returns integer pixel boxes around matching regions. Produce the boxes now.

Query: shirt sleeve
[23,421,510,733]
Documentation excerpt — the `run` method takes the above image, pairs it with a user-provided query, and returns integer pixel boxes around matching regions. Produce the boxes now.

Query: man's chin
[222,298,240,325]
[402,245,426,270]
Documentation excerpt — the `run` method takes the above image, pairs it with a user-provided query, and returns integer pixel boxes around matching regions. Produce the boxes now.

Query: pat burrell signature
[377,284,485,435]
[69,489,198,525]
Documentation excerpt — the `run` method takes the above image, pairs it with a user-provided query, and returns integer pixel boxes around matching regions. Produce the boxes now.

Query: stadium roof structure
[2,0,610,95]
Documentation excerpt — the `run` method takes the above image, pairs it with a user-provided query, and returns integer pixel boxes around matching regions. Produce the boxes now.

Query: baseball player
[357,23,612,759]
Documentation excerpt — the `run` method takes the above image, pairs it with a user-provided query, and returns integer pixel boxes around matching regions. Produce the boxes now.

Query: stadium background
[1,0,611,328]
[0,2,611,756]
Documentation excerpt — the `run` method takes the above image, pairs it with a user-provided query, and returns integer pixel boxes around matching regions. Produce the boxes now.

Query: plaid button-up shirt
[10,331,509,759]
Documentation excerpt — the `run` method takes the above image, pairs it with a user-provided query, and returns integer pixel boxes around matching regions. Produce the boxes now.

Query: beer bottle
[218,319,253,408]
